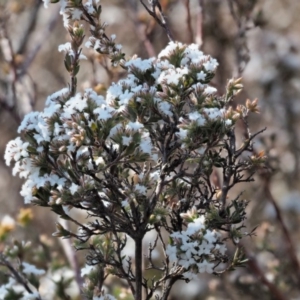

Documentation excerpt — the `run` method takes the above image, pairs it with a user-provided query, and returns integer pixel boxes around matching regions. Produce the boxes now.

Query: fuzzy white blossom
[22,262,46,276]
[166,216,226,278]
[81,264,96,277]
[125,57,155,72]
[4,137,29,166]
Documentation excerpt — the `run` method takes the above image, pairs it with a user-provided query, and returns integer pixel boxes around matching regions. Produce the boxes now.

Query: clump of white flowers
[2,1,263,299]
[166,208,227,280]
[4,41,231,207]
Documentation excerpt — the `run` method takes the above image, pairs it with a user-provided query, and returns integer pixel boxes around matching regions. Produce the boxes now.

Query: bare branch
[140,0,173,41]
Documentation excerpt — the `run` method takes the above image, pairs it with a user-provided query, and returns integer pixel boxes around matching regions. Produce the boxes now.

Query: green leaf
[74,64,80,76]
[64,54,72,72]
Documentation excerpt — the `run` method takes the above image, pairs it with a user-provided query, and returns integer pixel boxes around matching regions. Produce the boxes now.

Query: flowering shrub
[1,1,264,300]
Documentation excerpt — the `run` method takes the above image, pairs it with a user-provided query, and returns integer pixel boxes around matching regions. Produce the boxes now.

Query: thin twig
[17,0,42,55]
[243,246,287,300]
[184,0,193,43]
[58,219,83,292]
[227,0,254,75]
[140,0,173,41]
[0,254,42,300]
[125,1,156,57]
[262,181,300,285]
[0,15,17,108]
[19,7,60,77]
[196,0,204,46]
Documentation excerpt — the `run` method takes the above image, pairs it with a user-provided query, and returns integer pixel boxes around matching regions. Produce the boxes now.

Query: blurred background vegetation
[1,0,300,299]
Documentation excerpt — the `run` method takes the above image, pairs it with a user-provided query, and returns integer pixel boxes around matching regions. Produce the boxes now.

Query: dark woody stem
[135,237,143,300]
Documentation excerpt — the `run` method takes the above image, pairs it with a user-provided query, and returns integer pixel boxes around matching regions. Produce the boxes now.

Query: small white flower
[135,184,147,195]
[139,136,152,154]
[71,8,83,20]
[204,86,217,95]
[122,136,132,146]
[225,119,232,126]
[166,245,178,263]
[125,57,154,72]
[81,264,96,277]
[126,121,144,131]
[158,41,183,58]
[188,111,205,126]
[197,260,214,274]
[58,42,72,53]
[4,137,29,166]
[197,71,206,81]
[94,105,115,121]
[157,100,172,117]
[176,128,188,140]
[203,58,218,72]
[70,183,79,195]
[121,199,129,207]
[22,262,45,276]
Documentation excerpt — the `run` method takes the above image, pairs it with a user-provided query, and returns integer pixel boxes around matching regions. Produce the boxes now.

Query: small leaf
[74,64,80,76]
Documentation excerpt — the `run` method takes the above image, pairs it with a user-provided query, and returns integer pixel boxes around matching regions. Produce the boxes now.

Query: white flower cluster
[81,265,116,300]
[4,41,232,207]
[22,262,46,276]
[43,0,101,27]
[105,41,232,150]
[1,1,250,297]
[4,84,159,205]
[0,262,45,300]
[166,215,226,280]
[58,42,87,60]
[0,278,40,300]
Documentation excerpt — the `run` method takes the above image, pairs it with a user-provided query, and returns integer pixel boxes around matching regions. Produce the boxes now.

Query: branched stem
[263,181,300,285]
[140,0,173,41]
[243,246,287,300]
[135,237,143,300]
